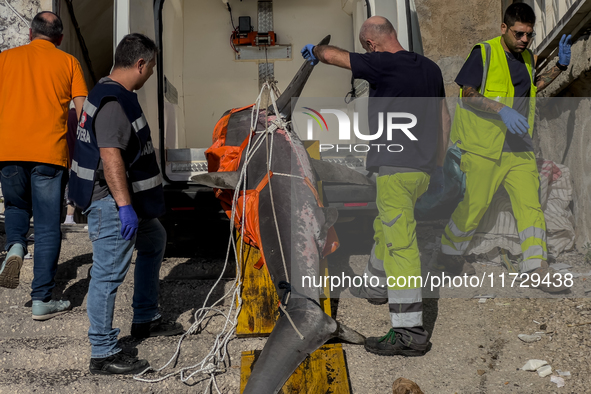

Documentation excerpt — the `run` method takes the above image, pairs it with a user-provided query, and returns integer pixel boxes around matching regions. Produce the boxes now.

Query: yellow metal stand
[235,236,280,337]
[240,344,351,394]
[237,140,349,393]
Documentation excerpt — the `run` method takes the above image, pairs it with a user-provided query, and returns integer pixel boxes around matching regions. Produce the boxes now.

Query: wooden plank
[235,237,280,337]
[240,344,351,394]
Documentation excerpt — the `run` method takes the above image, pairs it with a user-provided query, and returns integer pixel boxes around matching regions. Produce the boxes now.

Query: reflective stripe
[365,244,387,286]
[363,266,388,287]
[458,41,499,122]
[131,114,148,133]
[528,49,536,81]
[71,160,95,181]
[441,244,465,256]
[480,42,491,94]
[369,244,385,272]
[523,245,547,260]
[441,231,472,251]
[519,226,546,242]
[389,302,423,314]
[83,100,97,117]
[132,174,162,193]
[390,311,422,328]
[382,213,401,228]
[447,219,476,239]
[367,263,386,278]
[362,266,388,294]
[454,240,471,251]
[387,288,421,304]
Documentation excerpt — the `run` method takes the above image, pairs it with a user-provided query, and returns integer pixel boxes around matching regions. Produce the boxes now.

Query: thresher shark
[192,36,374,393]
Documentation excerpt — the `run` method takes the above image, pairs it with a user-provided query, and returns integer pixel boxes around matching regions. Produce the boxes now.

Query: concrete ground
[1,221,590,393]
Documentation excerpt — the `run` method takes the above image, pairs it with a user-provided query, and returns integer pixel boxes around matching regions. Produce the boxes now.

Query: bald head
[360,16,397,42]
[31,11,63,43]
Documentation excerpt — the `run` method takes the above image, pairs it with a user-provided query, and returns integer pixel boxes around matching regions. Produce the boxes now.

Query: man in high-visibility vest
[437,3,572,292]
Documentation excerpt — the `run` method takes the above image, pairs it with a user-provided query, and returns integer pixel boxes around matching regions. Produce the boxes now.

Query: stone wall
[415,0,501,97]
[0,0,42,51]
[534,33,591,249]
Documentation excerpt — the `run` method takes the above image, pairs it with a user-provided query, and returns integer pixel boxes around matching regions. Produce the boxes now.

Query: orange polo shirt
[0,39,88,168]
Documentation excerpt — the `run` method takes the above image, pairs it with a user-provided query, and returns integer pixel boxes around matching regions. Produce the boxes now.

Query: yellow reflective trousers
[373,172,429,328]
[441,151,547,272]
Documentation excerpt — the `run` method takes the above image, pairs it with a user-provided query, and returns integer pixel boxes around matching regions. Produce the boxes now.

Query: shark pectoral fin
[190,171,240,189]
[321,207,338,229]
[316,207,338,248]
[334,321,366,344]
[310,158,374,186]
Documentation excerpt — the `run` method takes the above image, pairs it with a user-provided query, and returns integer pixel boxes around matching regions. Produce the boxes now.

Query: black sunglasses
[509,28,536,39]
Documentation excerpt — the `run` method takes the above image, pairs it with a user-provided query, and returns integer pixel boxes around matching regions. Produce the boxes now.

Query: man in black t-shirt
[73,34,184,376]
[302,16,449,357]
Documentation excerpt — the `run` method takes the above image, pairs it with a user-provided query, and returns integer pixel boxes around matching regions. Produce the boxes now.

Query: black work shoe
[89,351,149,375]
[349,284,388,305]
[130,317,184,339]
[364,329,429,357]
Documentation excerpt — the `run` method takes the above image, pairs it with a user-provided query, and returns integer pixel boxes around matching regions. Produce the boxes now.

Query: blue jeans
[86,195,166,358]
[0,162,65,301]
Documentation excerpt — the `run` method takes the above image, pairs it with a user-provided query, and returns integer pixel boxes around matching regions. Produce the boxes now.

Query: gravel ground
[0,220,590,393]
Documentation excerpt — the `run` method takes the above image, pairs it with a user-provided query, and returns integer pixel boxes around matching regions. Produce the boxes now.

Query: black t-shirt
[350,51,445,173]
[455,46,533,152]
[91,77,135,202]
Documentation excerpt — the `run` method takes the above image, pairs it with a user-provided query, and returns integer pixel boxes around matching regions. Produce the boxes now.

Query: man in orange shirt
[0,11,87,320]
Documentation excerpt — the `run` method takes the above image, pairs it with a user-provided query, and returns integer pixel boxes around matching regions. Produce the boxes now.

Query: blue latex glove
[119,205,138,241]
[498,106,529,136]
[428,166,444,195]
[558,34,572,66]
[301,44,319,66]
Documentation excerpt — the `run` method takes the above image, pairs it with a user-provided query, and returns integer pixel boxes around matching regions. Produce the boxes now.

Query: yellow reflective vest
[451,36,536,159]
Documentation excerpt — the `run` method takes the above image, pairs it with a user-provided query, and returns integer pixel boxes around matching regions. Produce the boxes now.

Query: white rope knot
[203,363,217,374]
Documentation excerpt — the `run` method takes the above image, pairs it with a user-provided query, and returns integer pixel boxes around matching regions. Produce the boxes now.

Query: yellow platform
[239,344,351,394]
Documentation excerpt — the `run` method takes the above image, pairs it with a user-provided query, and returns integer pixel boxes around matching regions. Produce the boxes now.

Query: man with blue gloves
[69,34,183,375]
[436,3,572,292]
[302,16,449,357]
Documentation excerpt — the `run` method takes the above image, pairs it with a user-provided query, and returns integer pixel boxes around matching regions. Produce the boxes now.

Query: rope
[273,172,305,180]
[278,303,305,340]
[263,86,289,283]
[2,0,30,27]
[134,81,303,391]
[259,83,308,342]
